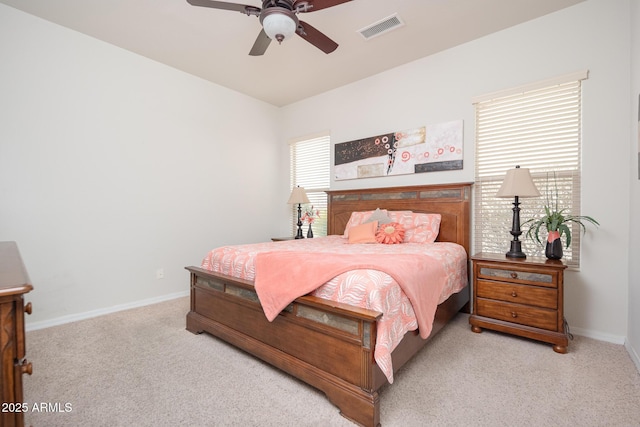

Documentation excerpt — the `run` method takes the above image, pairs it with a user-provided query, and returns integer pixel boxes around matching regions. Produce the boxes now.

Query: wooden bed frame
[186,183,471,426]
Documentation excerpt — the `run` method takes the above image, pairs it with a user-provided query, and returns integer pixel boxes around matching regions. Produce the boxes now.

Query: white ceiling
[1,0,585,107]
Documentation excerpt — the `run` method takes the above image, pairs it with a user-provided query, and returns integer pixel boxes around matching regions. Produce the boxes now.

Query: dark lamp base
[295,203,305,239]
[505,240,526,258]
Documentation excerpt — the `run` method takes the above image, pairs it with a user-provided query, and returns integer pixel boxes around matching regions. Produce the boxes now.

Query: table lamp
[287,186,310,239]
[496,165,540,258]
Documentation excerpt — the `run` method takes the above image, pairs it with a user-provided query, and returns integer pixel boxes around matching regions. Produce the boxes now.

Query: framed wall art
[334,119,463,181]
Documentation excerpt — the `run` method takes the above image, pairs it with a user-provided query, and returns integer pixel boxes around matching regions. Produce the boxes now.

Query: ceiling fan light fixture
[261,9,298,43]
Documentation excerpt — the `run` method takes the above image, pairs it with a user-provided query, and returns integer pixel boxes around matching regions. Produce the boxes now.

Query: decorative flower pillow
[376,222,405,244]
[343,209,388,238]
[388,211,441,243]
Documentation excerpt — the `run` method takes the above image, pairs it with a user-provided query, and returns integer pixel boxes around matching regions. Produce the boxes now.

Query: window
[473,71,588,268]
[290,133,330,236]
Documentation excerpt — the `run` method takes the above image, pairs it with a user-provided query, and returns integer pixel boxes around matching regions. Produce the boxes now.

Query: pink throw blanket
[254,251,449,339]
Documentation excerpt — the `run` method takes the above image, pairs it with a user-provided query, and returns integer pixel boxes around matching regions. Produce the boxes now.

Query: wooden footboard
[186,266,469,427]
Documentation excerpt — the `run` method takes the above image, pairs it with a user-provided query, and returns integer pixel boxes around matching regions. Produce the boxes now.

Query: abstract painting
[334,120,463,181]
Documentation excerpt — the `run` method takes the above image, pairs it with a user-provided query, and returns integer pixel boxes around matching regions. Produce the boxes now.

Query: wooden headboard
[326,183,472,255]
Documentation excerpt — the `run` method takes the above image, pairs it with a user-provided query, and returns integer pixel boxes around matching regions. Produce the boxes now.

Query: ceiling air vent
[358,13,405,40]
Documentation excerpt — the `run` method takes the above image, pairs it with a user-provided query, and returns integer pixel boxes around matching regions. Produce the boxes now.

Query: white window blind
[474,72,587,268]
[290,134,330,236]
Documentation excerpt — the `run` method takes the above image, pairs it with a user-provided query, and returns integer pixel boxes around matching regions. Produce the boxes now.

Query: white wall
[281,0,634,344]
[628,0,640,369]
[0,4,286,326]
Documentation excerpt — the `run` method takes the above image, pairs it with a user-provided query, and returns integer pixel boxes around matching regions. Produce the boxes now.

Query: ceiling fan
[187,0,352,56]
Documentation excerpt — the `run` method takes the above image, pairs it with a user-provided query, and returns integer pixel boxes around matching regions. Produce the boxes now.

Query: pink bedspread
[256,252,449,340]
[201,235,467,383]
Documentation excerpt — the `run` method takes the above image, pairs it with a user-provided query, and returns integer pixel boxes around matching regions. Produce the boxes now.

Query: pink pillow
[388,211,441,243]
[343,210,387,238]
[375,222,405,244]
[348,221,379,243]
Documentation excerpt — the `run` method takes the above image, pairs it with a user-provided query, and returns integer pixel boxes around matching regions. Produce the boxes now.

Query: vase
[545,230,563,260]
[307,224,313,238]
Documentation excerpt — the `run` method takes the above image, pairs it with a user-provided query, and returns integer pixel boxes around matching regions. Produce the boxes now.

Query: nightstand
[469,252,569,353]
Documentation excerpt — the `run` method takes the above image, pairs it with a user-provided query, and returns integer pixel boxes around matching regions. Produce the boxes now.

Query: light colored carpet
[23,297,640,427]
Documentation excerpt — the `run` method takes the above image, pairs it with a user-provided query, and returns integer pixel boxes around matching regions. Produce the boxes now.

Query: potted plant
[523,174,599,259]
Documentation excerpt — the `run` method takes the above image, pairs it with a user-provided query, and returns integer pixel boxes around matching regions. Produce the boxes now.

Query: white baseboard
[25,290,190,332]
[569,326,626,345]
[625,340,640,373]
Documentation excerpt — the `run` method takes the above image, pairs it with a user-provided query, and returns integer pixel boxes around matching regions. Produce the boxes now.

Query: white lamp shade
[288,186,310,204]
[496,167,541,198]
[262,12,297,42]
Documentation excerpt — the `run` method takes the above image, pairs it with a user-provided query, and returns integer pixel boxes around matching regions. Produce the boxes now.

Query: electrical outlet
[156,268,164,279]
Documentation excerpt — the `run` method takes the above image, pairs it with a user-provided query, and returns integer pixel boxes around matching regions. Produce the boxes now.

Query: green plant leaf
[522,173,599,250]
[558,223,572,247]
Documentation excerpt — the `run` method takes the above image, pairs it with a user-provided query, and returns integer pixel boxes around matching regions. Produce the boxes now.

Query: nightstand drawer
[476,280,557,309]
[477,265,557,288]
[476,298,558,331]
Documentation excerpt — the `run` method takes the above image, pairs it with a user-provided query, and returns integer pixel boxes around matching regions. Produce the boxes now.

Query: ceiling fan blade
[186,0,259,15]
[297,21,338,54]
[295,0,352,13]
[249,29,272,56]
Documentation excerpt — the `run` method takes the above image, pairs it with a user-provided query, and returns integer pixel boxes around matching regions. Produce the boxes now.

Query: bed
[186,183,471,427]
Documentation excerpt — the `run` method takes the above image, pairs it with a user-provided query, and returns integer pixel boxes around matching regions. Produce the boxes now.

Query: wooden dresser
[469,252,569,353]
[0,242,33,427]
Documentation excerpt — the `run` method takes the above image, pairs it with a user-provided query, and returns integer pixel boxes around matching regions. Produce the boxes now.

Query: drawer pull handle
[510,272,518,279]
[511,312,518,318]
[511,291,518,298]
[21,361,33,376]
[25,302,32,315]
